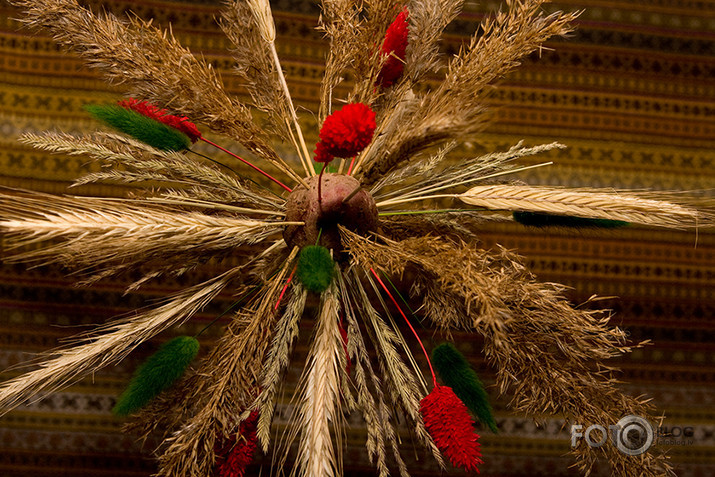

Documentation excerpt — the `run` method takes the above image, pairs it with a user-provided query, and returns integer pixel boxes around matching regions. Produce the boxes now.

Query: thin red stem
[275,266,297,311]
[370,267,437,387]
[346,156,357,175]
[200,137,292,193]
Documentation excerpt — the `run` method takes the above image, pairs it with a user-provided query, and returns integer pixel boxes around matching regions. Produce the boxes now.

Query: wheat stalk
[242,0,314,176]
[404,0,463,83]
[459,185,704,228]
[353,0,577,184]
[0,192,289,278]
[373,142,563,201]
[120,242,288,440]
[0,265,242,415]
[317,0,363,122]
[335,271,408,477]
[346,267,445,470]
[20,131,134,162]
[296,276,343,477]
[220,0,288,141]
[156,246,299,477]
[21,131,283,210]
[343,230,675,475]
[255,282,308,451]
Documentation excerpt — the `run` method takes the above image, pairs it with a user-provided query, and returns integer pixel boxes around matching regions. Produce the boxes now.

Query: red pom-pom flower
[377,8,409,88]
[313,141,334,164]
[313,103,376,163]
[119,98,202,143]
[420,385,483,473]
[215,410,260,477]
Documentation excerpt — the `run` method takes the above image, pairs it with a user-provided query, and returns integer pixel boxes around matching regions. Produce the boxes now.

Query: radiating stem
[200,137,292,192]
[274,266,297,310]
[270,43,314,177]
[342,184,362,204]
[379,208,482,216]
[393,162,554,202]
[376,194,455,208]
[346,156,357,175]
[370,268,437,387]
[144,197,286,216]
[187,149,285,202]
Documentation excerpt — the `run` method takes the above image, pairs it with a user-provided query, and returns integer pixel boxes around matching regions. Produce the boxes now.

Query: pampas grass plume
[433,342,498,433]
[85,104,192,151]
[112,336,199,416]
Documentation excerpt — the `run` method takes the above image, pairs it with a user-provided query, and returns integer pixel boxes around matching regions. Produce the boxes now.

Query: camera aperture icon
[614,415,654,456]
[571,415,655,456]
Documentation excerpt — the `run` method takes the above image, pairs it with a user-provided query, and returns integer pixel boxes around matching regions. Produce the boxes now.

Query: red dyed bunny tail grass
[119,98,292,193]
[313,103,376,165]
[215,410,260,477]
[119,98,202,142]
[377,7,409,88]
[370,267,483,472]
[420,385,483,473]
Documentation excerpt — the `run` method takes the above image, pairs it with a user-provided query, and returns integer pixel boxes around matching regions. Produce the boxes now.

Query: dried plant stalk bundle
[2,0,709,476]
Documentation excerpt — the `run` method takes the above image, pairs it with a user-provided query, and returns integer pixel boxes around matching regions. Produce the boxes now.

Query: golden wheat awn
[1,0,711,476]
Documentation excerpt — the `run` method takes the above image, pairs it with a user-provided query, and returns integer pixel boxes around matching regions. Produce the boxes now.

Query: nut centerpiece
[283,173,378,252]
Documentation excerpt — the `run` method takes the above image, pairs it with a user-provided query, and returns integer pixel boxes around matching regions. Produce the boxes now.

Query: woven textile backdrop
[0,0,713,476]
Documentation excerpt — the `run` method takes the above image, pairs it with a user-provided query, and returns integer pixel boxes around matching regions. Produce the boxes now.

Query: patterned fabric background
[0,0,713,475]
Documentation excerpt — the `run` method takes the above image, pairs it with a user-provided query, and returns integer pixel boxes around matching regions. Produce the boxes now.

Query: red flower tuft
[377,8,409,88]
[215,410,260,477]
[316,103,376,160]
[119,98,202,143]
[313,140,334,164]
[420,385,483,473]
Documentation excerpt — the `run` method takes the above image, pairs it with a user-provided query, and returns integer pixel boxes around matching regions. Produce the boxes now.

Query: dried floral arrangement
[0,0,711,476]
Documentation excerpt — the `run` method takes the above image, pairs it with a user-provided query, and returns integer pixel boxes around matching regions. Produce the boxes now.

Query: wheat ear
[156,245,298,477]
[0,266,242,415]
[335,271,408,477]
[296,276,343,477]
[459,185,706,228]
[348,267,445,470]
[255,282,308,451]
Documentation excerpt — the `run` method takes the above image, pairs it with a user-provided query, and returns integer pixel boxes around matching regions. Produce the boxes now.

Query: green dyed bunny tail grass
[432,342,498,433]
[85,104,192,151]
[513,211,629,229]
[113,335,199,416]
